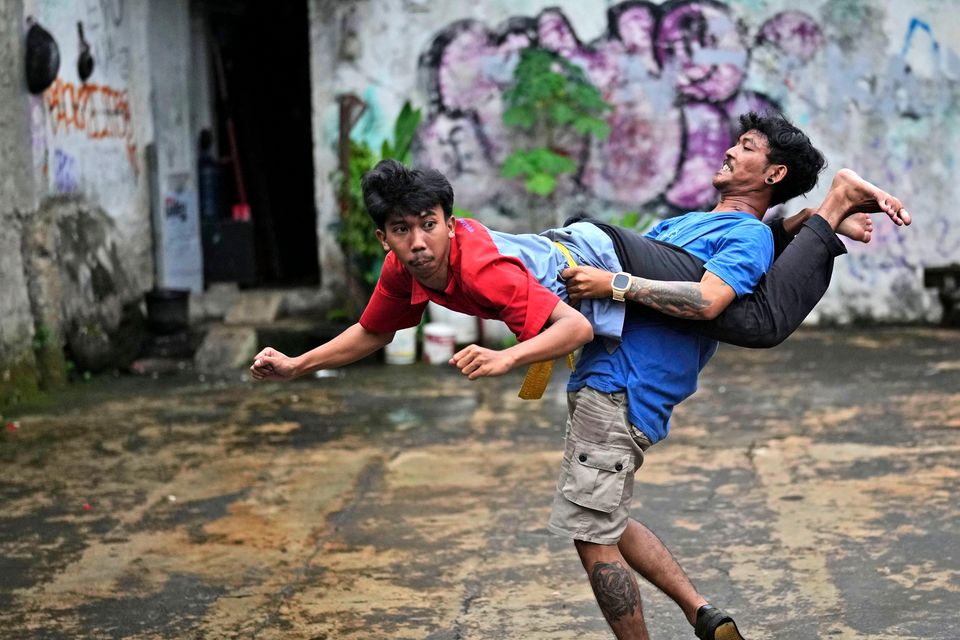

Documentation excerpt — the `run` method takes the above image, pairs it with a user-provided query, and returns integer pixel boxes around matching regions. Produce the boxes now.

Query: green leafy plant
[337,139,382,292]
[334,102,423,304]
[501,47,611,197]
[380,101,421,164]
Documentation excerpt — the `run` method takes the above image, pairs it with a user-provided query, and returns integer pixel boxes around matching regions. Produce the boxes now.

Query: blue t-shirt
[568,211,773,444]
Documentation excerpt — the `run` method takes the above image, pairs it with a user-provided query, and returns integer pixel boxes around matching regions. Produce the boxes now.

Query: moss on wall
[0,355,42,410]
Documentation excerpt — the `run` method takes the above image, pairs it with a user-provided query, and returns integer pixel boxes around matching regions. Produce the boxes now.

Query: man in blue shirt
[546,112,910,640]
[252,116,910,640]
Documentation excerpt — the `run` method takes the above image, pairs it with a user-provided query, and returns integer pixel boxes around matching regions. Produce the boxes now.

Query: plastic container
[144,288,190,335]
[423,323,457,365]
[384,326,417,365]
[427,302,478,344]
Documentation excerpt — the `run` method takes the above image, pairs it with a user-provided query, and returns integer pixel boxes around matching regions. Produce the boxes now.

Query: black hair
[360,159,455,230]
[738,111,826,206]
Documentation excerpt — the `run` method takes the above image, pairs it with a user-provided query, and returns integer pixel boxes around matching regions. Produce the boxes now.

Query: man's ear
[767,164,788,185]
[375,229,390,252]
[446,215,457,238]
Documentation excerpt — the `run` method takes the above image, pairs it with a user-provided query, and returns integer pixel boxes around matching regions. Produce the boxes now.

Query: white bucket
[384,326,418,365]
[427,302,478,344]
[423,323,457,365]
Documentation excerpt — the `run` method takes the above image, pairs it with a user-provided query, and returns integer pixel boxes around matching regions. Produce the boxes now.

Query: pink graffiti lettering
[416,1,815,217]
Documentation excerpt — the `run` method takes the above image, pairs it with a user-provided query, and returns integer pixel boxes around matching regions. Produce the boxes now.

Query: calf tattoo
[591,561,640,621]
[627,277,711,318]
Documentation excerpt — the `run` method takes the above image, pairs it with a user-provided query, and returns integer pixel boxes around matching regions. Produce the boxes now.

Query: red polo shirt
[359,218,561,341]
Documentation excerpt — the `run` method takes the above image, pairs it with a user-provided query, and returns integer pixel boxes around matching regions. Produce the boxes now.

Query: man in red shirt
[250,163,595,381]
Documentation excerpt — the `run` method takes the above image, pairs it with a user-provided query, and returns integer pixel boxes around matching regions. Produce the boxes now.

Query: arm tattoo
[626,276,711,319]
[590,561,640,622]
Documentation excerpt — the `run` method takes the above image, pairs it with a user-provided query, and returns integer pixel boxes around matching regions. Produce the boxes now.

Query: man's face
[712,130,773,193]
[376,205,455,287]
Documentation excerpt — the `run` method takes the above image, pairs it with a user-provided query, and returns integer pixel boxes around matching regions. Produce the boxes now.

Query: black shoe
[694,604,746,640]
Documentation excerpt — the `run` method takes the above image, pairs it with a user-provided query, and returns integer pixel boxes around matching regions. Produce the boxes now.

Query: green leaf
[503,106,536,129]
[525,173,556,196]
[551,153,578,175]
[391,101,422,160]
[573,117,611,140]
[610,211,656,232]
[549,102,576,125]
[502,152,533,178]
[570,85,610,116]
[528,148,576,176]
[619,212,640,228]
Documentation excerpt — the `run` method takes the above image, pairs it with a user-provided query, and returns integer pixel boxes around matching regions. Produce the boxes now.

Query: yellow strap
[553,241,577,271]
[518,242,578,400]
[518,359,554,400]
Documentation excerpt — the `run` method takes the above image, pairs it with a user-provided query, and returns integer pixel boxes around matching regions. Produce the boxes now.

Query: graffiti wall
[322,0,958,322]
[24,0,151,243]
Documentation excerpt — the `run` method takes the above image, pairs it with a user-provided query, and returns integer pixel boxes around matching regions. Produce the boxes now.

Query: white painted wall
[24,0,156,290]
[146,0,202,292]
[308,0,345,292]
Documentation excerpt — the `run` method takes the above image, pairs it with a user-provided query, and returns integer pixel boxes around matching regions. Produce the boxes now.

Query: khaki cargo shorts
[547,387,650,545]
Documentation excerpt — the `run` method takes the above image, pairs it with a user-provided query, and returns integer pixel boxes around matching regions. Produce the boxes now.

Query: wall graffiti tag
[410,0,960,320]
[414,0,825,217]
[28,0,141,194]
[43,78,139,177]
[52,149,79,193]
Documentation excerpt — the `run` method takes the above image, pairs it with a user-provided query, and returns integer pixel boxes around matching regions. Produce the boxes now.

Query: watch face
[613,273,631,289]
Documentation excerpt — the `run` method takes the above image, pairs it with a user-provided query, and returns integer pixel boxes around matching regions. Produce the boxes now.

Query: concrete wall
[308,0,348,294]
[0,0,40,399]
[311,0,959,322]
[0,0,190,402]
[24,0,154,284]
[147,0,202,292]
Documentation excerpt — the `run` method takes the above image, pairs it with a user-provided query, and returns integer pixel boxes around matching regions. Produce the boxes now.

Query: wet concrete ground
[0,327,958,639]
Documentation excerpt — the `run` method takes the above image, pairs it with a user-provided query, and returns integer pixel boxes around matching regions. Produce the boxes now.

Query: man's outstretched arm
[250,323,394,381]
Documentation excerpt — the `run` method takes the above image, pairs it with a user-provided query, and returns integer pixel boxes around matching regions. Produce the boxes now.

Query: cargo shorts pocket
[560,446,633,513]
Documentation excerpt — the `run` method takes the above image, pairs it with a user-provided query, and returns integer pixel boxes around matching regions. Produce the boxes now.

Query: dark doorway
[202,0,318,286]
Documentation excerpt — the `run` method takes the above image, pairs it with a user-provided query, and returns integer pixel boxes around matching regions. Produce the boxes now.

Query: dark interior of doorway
[203,0,318,286]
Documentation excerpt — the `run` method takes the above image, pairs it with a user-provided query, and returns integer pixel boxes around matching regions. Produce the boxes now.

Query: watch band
[611,271,630,302]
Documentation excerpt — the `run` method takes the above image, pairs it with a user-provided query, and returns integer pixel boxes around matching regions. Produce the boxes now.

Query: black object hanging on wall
[25,17,60,94]
[77,21,94,82]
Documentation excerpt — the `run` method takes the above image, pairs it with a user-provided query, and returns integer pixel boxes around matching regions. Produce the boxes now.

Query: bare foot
[837,212,873,243]
[819,168,912,229]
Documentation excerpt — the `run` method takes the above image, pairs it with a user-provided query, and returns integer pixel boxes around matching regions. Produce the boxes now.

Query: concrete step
[194,325,259,371]
[193,317,370,373]
[190,285,337,372]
